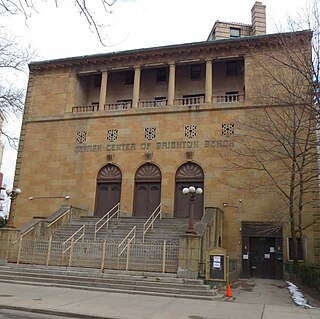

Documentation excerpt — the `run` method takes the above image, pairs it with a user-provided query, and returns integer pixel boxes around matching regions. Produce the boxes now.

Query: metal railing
[215,94,244,103]
[62,225,85,254]
[118,226,136,257]
[8,236,179,273]
[143,203,162,243]
[46,207,71,231]
[173,96,205,106]
[94,203,121,241]
[138,99,167,108]
[12,226,36,246]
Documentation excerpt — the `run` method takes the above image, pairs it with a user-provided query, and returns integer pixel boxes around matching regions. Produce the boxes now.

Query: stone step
[0,265,215,300]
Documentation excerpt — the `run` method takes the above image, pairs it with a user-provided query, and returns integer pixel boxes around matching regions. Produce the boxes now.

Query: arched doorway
[133,163,161,218]
[95,164,122,217]
[174,163,204,219]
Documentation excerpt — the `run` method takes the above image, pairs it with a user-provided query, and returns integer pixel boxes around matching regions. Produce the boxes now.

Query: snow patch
[286,281,315,309]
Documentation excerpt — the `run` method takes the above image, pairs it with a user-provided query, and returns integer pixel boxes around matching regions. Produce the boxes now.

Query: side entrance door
[249,237,276,279]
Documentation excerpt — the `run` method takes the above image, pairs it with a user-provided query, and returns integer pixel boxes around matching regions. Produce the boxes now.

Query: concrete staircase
[0,264,216,300]
[52,217,190,243]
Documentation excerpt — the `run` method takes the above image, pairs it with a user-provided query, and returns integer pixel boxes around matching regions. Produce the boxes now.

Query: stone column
[205,59,212,104]
[132,66,141,108]
[99,70,108,111]
[168,62,176,106]
[65,73,78,112]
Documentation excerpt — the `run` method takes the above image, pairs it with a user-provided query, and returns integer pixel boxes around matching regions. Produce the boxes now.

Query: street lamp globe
[182,187,189,195]
[5,188,12,195]
[14,188,22,194]
[196,187,203,195]
[188,186,196,193]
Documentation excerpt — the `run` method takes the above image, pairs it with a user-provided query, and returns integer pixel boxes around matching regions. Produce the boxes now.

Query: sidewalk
[0,279,319,319]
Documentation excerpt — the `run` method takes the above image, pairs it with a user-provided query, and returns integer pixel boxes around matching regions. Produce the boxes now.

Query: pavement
[0,278,319,319]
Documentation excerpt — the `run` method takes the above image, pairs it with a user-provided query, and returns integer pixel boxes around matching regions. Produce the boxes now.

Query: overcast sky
[0,0,314,214]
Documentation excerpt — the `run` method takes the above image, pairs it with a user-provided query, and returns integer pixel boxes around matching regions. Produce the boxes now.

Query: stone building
[8,2,319,279]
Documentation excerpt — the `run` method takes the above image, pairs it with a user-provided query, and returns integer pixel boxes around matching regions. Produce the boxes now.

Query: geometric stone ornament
[97,164,122,182]
[144,127,156,140]
[76,131,87,144]
[176,163,204,181]
[222,123,234,137]
[107,129,118,142]
[135,163,161,181]
[185,125,197,138]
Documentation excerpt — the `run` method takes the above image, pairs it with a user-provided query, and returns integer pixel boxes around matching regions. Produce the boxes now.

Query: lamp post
[182,186,203,235]
[5,187,22,228]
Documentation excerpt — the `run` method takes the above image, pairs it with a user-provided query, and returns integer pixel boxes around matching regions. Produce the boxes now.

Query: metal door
[249,237,276,279]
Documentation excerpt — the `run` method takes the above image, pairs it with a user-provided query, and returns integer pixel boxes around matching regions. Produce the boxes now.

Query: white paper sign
[270,247,275,253]
[264,254,270,259]
[243,254,249,260]
[213,262,221,268]
[213,256,221,262]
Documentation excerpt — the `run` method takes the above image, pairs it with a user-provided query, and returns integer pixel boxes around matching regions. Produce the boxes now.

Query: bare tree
[221,3,320,263]
[0,31,33,148]
[0,0,117,45]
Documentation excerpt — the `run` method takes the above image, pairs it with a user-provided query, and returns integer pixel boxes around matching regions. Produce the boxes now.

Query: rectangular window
[190,64,202,80]
[287,237,304,261]
[156,68,168,83]
[125,70,134,85]
[230,27,241,38]
[227,61,238,76]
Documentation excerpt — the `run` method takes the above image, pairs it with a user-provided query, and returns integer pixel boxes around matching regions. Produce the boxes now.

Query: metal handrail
[143,203,162,243]
[118,226,136,257]
[62,225,85,254]
[46,208,71,229]
[94,203,121,240]
[12,226,35,245]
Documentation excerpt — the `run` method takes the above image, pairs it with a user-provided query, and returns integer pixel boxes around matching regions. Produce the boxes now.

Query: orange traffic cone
[226,283,232,297]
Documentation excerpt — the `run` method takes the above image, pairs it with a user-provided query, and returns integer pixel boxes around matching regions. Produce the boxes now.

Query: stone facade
[9,2,319,276]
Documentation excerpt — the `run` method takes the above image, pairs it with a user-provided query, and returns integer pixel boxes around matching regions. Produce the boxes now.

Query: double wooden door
[134,182,161,217]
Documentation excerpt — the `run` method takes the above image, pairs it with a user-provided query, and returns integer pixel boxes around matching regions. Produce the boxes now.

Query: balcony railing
[72,105,99,113]
[138,99,167,108]
[173,96,205,106]
[215,94,244,103]
[105,102,132,111]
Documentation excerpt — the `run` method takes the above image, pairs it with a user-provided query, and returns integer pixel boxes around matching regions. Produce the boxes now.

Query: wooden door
[174,183,204,219]
[95,183,121,217]
[174,163,204,219]
[133,163,161,218]
[134,182,161,217]
[95,164,122,217]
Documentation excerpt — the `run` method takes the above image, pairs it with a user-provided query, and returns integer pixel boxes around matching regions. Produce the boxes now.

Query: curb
[0,304,119,319]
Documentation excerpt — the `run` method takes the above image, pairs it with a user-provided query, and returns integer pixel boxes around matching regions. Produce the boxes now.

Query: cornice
[29,30,312,72]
